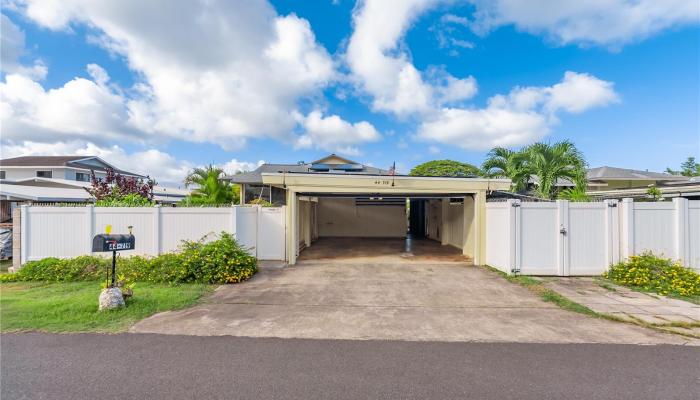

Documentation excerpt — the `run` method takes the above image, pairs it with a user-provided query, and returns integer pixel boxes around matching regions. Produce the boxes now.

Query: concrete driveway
[131,261,695,344]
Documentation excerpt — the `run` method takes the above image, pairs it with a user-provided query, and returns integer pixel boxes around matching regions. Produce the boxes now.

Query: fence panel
[23,207,89,261]
[568,203,608,275]
[518,203,559,275]
[689,202,700,270]
[20,205,287,264]
[160,208,232,253]
[484,202,511,273]
[94,208,156,256]
[632,202,676,258]
[257,206,286,260]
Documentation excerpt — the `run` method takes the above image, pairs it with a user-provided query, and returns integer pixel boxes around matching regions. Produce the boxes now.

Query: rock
[99,287,125,311]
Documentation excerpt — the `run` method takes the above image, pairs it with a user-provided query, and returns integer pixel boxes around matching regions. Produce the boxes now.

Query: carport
[261,173,511,265]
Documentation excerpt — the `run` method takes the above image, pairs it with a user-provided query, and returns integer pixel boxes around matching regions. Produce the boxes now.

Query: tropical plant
[183,165,239,205]
[409,160,480,177]
[522,141,587,200]
[557,169,590,201]
[481,147,530,192]
[605,252,700,298]
[646,185,663,201]
[86,168,155,206]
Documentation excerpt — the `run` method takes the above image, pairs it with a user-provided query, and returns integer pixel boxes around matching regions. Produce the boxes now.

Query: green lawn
[1,281,211,333]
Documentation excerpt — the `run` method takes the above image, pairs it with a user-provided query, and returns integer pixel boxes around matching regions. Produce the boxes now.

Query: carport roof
[261,172,511,194]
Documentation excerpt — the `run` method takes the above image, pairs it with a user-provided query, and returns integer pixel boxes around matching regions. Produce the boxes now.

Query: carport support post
[287,190,298,265]
[473,190,486,265]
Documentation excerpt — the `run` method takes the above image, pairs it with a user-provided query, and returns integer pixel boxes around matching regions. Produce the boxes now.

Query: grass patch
[482,265,612,320]
[596,276,700,305]
[0,281,211,333]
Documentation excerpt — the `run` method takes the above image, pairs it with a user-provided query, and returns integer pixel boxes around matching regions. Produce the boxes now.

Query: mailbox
[92,233,135,288]
[92,234,135,252]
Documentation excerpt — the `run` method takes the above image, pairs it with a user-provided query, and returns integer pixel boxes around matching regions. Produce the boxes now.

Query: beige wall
[426,199,442,241]
[317,198,407,237]
[444,200,465,249]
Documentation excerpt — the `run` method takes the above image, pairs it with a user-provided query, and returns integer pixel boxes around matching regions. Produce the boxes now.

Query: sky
[1,0,698,185]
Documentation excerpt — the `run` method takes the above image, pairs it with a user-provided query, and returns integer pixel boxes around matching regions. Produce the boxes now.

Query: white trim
[261,172,510,184]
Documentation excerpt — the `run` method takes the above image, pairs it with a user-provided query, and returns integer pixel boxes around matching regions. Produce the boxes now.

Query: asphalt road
[2,333,698,400]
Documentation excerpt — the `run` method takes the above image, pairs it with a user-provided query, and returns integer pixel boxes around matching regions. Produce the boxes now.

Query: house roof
[0,183,91,202]
[224,157,392,184]
[586,166,687,181]
[0,156,143,177]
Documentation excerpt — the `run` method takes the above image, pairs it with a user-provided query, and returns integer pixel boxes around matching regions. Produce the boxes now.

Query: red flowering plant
[86,168,156,206]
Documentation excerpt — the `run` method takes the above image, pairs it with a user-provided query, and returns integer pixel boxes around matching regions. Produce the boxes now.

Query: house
[224,154,511,265]
[0,156,189,221]
[585,166,697,199]
[225,154,392,205]
[0,156,143,181]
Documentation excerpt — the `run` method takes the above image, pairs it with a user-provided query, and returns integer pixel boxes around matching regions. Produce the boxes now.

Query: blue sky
[1,0,698,184]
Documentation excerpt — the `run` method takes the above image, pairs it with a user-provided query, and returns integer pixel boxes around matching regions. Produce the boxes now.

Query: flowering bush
[0,232,257,285]
[87,168,155,206]
[604,252,700,297]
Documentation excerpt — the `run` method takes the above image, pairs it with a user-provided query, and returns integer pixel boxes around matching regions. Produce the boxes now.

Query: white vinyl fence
[486,198,699,276]
[19,205,286,264]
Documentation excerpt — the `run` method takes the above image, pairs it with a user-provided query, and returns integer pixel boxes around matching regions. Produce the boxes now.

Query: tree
[86,168,155,206]
[557,170,590,201]
[666,157,700,177]
[409,160,480,177]
[522,141,587,200]
[183,165,239,205]
[481,147,530,193]
[680,157,699,177]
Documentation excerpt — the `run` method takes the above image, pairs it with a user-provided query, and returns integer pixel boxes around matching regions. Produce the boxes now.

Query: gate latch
[559,226,567,235]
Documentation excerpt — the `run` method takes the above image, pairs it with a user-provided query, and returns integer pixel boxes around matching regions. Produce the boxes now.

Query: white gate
[257,207,286,260]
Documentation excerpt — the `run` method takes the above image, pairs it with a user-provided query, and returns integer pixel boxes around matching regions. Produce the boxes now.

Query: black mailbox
[92,233,135,288]
[92,234,135,252]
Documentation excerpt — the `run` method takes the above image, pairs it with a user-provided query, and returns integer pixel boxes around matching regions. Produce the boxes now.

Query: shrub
[604,252,700,297]
[3,233,257,285]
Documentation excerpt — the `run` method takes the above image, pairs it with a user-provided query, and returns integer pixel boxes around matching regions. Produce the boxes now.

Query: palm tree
[523,141,587,200]
[183,165,239,205]
[481,147,530,192]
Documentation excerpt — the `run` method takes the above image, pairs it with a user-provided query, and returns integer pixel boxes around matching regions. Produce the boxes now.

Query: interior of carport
[295,194,476,264]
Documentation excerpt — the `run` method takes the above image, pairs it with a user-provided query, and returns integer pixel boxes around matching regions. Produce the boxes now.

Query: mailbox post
[92,233,135,287]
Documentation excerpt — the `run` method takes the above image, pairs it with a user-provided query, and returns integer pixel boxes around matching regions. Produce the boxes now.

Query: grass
[483,265,700,339]
[484,267,602,318]
[0,281,211,333]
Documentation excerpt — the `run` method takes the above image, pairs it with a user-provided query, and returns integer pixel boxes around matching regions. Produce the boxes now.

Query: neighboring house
[585,166,697,199]
[0,156,189,221]
[224,154,391,205]
[0,156,143,181]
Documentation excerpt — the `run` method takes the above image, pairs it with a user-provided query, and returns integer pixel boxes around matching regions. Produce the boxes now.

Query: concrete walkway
[132,262,696,345]
[544,278,700,336]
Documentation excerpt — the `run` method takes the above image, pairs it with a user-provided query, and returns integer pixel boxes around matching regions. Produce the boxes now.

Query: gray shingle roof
[224,162,391,184]
[587,166,687,181]
[0,156,87,166]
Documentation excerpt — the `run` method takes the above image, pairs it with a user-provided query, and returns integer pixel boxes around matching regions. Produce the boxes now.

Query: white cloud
[295,110,381,155]
[469,0,700,47]
[417,71,618,150]
[221,159,265,175]
[0,13,47,79]
[346,0,477,115]
[0,69,139,144]
[4,0,336,150]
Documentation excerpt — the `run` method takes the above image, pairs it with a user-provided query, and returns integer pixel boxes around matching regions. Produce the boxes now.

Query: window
[36,170,52,178]
[76,172,90,182]
[0,171,5,179]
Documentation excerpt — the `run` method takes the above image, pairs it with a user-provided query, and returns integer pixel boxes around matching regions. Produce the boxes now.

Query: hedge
[0,232,257,284]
